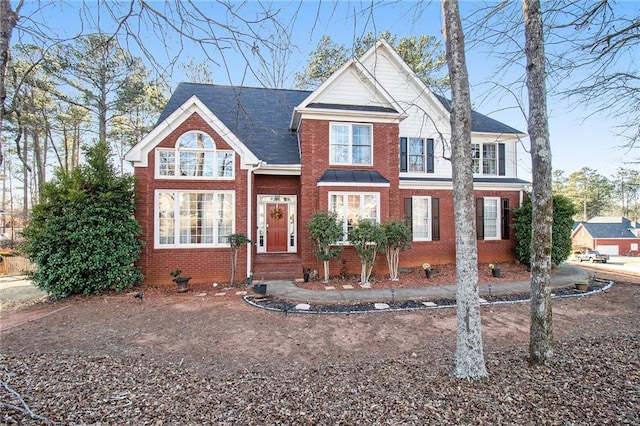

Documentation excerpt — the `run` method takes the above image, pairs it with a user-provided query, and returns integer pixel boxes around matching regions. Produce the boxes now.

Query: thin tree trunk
[0,0,20,167]
[524,0,554,365]
[442,0,488,380]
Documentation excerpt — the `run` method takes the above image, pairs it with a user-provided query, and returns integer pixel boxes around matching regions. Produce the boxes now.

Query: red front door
[266,203,288,252]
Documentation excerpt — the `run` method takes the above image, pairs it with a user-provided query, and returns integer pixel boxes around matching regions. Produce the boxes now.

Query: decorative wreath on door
[269,207,284,220]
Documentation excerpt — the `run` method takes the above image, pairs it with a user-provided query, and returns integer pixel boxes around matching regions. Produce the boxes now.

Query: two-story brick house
[126,40,529,285]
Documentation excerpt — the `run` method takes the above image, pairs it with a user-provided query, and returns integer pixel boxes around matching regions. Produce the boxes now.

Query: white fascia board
[472,131,527,140]
[295,107,406,124]
[253,164,301,176]
[125,95,259,169]
[399,180,529,191]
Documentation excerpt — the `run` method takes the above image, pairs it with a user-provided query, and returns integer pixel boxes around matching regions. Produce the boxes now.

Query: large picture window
[329,192,379,242]
[156,190,234,247]
[157,131,234,179]
[330,123,372,165]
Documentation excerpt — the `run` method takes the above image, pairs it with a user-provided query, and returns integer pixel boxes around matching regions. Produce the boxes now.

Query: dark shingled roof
[580,218,638,239]
[156,83,524,165]
[157,83,311,165]
[318,169,390,184]
[434,94,524,135]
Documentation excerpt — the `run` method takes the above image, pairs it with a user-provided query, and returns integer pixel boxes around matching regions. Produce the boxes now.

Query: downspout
[247,161,263,278]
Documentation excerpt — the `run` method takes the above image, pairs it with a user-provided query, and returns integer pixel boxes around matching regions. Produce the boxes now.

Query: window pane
[408,138,425,172]
[472,144,480,173]
[484,198,499,238]
[179,193,214,244]
[413,197,431,239]
[352,145,371,164]
[158,193,175,244]
[179,151,214,177]
[352,125,371,165]
[483,144,497,175]
[158,151,175,176]
[363,194,378,222]
[217,152,234,177]
[217,193,233,243]
[179,132,214,149]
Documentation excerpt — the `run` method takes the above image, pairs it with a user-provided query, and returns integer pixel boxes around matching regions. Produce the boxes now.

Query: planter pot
[575,282,589,292]
[425,268,435,279]
[173,276,191,293]
[492,268,502,278]
[253,283,267,296]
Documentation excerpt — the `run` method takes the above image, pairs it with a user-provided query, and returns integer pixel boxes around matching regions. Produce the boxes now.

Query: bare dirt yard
[1,269,639,425]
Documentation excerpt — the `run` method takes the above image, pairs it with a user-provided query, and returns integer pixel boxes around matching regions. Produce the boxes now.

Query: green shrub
[21,140,144,298]
[512,194,577,267]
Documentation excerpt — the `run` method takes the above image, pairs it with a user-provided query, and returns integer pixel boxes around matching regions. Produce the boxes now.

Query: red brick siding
[297,119,401,277]
[134,112,248,285]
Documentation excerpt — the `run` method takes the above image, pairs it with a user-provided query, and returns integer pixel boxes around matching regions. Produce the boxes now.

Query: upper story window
[400,137,434,173]
[472,142,506,176]
[156,131,234,179]
[330,123,372,165]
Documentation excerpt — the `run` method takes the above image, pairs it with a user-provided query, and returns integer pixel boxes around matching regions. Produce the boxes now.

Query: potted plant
[170,269,191,293]
[489,263,502,278]
[423,263,435,278]
[574,278,589,292]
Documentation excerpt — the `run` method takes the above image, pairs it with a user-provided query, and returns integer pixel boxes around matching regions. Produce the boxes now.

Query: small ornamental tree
[227,233,252,286]
[381,219,412,281]
[350,219,386,286]
[21,140,144,299]
[307,211,343,283]
[512,194,577,267]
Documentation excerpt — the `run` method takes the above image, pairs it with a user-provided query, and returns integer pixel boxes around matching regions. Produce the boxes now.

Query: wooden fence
[0,256,35,275]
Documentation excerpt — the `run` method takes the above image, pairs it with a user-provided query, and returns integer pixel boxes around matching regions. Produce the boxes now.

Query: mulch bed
[297,262,531,291]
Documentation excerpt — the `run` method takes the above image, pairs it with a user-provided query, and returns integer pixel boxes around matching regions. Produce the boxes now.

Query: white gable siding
[312,66,394,110]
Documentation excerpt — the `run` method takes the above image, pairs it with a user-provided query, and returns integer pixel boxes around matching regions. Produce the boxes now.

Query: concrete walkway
[0,275,48,310]
[264,264,588,303]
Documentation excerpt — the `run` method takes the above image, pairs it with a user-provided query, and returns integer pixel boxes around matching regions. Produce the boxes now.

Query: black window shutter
[431,197,440,240]
[476,198,484,240]
[501,198,510,239]
[400,137,408,172]
[498,143,506,176]
[404,197,413,231]
[426,138,435,173]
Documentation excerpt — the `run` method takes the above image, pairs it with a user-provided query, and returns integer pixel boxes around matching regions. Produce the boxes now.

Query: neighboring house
[126,40,529,285]
[572,216,640,256]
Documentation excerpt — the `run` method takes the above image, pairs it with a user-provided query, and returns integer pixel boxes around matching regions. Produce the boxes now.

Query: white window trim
[472,142,498,176]
[329,122,373,166]
[328,191,380,243]
[154,189,235,249]
[412,196,432,241]
[483,196,501,240]
[408,137,426,173]
[155,130,235,180]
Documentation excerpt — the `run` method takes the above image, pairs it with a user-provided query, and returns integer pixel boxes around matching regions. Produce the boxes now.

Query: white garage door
[595,245,619,255]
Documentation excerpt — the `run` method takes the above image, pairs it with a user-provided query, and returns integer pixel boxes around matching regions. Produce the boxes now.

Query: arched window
[156,131,234,179]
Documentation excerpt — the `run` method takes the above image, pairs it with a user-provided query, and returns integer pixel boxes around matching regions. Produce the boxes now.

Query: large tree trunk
[0,0,20,166]
[524,0,554,365]
[442,0,488,380]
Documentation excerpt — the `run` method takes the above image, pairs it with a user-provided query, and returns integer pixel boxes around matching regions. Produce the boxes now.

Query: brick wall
[134,112,248,285]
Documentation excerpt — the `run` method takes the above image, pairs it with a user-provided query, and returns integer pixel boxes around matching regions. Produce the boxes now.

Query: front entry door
[266,203,288,252]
